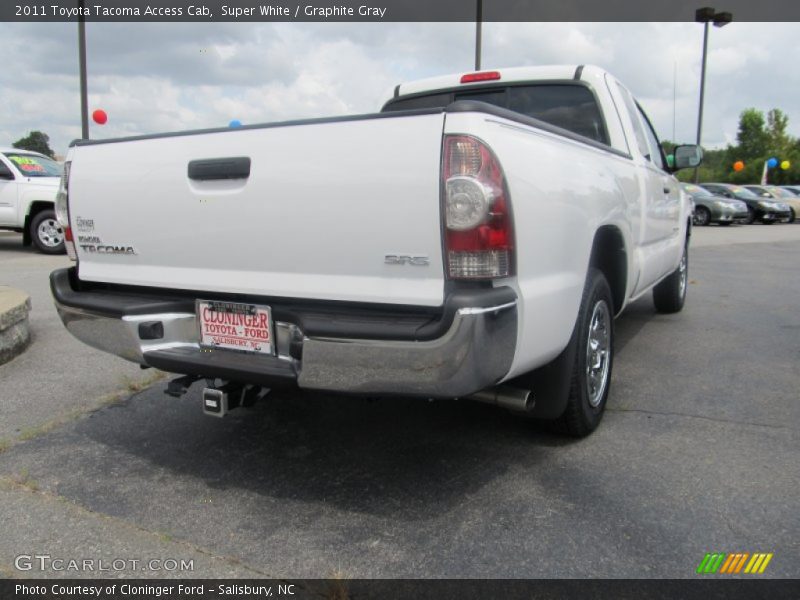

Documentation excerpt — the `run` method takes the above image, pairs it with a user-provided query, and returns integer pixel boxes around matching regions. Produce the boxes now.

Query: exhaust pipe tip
[468,385,534,413]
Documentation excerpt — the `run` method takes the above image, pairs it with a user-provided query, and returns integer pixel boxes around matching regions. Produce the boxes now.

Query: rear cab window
[383,83,610,145]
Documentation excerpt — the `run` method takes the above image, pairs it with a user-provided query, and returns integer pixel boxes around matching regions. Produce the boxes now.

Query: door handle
[663,187,671,194]
[188,157,251,181]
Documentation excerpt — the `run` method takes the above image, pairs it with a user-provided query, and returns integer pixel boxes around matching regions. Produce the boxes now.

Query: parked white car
[51,65,701,436]
[0,148,65,253]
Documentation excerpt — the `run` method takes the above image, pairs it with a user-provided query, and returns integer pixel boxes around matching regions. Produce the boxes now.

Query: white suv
[0,148,65,254]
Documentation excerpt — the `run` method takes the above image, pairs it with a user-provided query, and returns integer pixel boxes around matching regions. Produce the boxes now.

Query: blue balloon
[229,119,242,128]
[767,157,778,168]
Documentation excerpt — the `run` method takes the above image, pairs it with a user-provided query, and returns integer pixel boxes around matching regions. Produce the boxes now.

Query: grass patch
[158,531,173,543]
[121,369,168,393]
[10,468,39,491]
[0,563,15,578]
[2,370,168,451]
[17,407,84,441]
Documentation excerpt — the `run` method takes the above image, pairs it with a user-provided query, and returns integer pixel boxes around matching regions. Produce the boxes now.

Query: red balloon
[92,109,108,125]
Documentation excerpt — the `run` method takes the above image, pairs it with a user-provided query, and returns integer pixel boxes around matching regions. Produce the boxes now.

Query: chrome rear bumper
[54,286,517,398]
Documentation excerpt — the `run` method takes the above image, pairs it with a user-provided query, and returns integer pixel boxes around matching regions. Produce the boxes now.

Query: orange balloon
[733,161,744,172]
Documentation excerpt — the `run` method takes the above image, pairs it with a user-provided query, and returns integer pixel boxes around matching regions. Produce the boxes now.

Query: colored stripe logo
[697,552,773,574]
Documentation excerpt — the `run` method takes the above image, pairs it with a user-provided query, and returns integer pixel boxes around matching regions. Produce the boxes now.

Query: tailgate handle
[188,157,251,181]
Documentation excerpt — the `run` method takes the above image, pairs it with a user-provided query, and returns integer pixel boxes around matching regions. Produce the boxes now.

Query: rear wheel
[653,243,688,314]
[693,206,711,226]
[744,207,755,225]
[551,268,614,437]
[30,210,65,254]
[789,208,796,224]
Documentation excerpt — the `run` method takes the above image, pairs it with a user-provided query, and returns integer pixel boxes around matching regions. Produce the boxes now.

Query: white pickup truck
[0,148,65,254]
[51,65,702,436]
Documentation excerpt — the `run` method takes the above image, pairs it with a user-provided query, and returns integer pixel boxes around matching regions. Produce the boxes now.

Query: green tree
[12,131,55,158]
[766,109,791,156]
[712,108,799,184]
[736,108,769,159]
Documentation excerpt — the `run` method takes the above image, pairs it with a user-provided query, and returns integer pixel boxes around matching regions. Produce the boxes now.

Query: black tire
[653,243,688,314]
[744,207,755,225]
[789,208,796,224]
[693,206,711,226]
[718,221,732,226]
[550,268,614,437]
[30,209,66,254]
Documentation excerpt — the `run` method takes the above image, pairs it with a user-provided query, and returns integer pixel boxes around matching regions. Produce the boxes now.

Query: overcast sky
[1,21,797,156]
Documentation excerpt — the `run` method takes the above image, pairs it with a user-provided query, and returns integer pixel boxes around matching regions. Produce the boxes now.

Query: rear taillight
[442,135,514,279]
[56,161,76,261]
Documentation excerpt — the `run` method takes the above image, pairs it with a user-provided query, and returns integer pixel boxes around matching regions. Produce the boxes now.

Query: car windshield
[727,186,760,198]
[744,187,772,197]
[3,153,62,177]
[682,185,716,199]
[766,187,793,198]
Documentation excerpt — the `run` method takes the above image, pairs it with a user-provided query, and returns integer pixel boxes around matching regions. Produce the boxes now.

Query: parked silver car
[682,183,747,226]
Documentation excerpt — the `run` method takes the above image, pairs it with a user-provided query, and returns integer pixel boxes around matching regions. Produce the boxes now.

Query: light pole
[694,7,732,182]
[78,0,89,139]
[475,0,482,71]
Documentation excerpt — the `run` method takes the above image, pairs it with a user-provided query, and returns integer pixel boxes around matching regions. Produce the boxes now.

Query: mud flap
[512,318,579,420]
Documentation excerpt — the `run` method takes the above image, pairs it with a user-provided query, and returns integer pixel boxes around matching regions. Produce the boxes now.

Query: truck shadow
[56,300,666,522]
[0,233,31,254]
[69,384,577,520]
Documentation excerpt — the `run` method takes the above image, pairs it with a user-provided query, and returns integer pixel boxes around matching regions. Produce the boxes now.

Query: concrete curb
[0,286,31,365]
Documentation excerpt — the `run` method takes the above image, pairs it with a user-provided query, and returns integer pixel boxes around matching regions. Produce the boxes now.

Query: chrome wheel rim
[37,219,64,247]
[586,300,611,407]
[678,250,688,300]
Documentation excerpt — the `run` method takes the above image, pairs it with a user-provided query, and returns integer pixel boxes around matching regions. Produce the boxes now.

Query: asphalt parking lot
[0,225,798,579]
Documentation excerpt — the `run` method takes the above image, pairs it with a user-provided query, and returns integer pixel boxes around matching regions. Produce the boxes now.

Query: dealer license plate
[197,300,274,355]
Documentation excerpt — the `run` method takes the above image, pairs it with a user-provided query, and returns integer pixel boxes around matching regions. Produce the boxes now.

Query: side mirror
[671,144,703,172]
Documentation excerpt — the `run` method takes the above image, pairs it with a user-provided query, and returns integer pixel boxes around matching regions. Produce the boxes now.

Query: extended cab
[51,65,702,436]
[0,148,65,254]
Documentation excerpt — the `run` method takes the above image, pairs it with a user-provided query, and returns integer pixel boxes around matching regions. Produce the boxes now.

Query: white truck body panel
[443,106,684,379]
[70,113,448,306]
